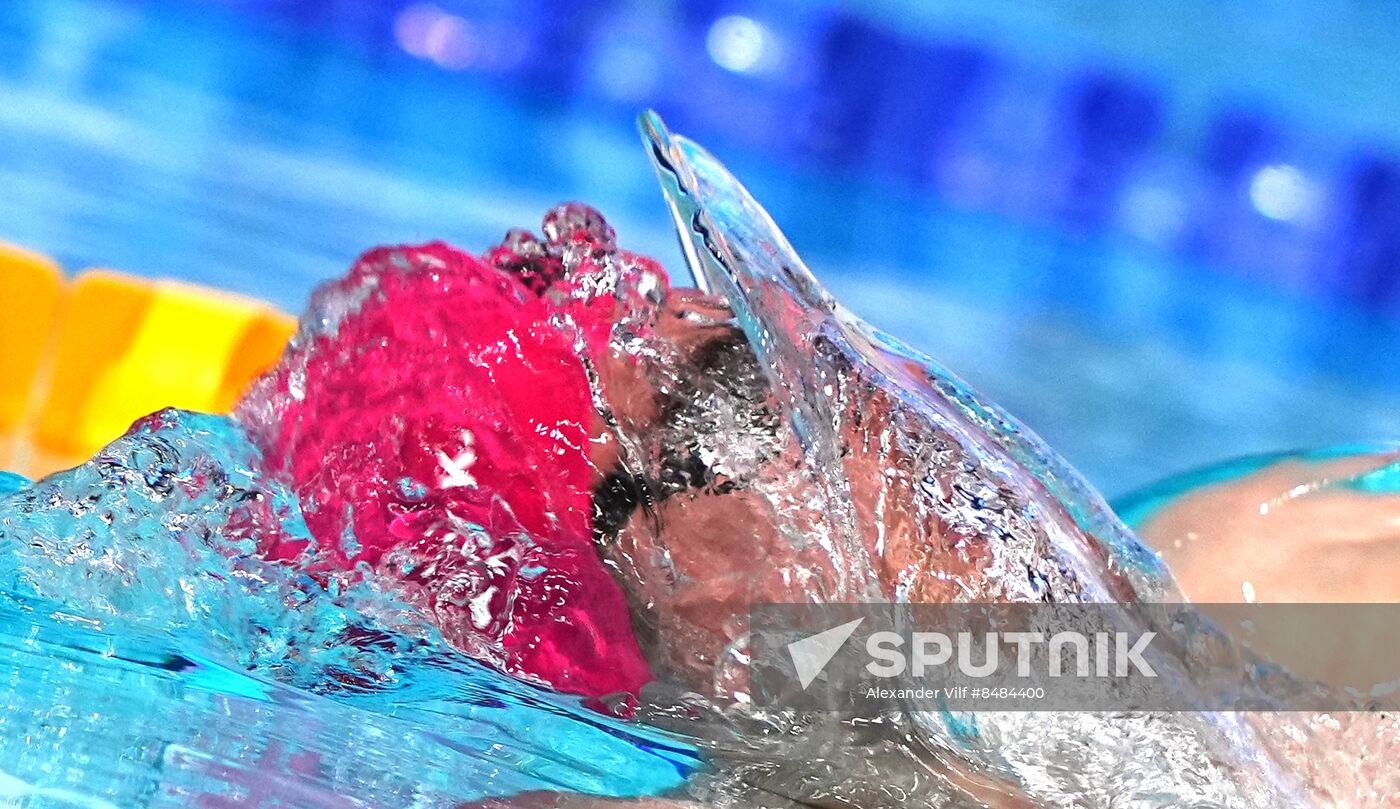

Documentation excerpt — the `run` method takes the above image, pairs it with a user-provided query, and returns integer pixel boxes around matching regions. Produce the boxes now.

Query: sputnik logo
[787,618,864,689]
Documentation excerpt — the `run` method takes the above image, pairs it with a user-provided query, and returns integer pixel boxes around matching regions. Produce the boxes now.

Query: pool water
[0,408,700,806]
[0,597,698,807]
[5,0,1400,498]
[2,5,1400,803]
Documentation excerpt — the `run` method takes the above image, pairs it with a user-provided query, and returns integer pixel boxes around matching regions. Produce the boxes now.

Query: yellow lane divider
[0,244,294,477]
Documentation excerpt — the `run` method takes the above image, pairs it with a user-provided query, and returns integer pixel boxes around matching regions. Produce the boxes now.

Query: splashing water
[0,409,696,806]
[0,112,1393,808]
[600,113,1363,808]
[234,238,653,698]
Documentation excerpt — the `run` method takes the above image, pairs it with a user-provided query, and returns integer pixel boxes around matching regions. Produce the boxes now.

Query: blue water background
[4,0,1400,496]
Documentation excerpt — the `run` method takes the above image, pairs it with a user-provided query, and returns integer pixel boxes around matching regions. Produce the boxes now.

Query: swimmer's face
[585,289,788,693]
[581,287,985,695]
